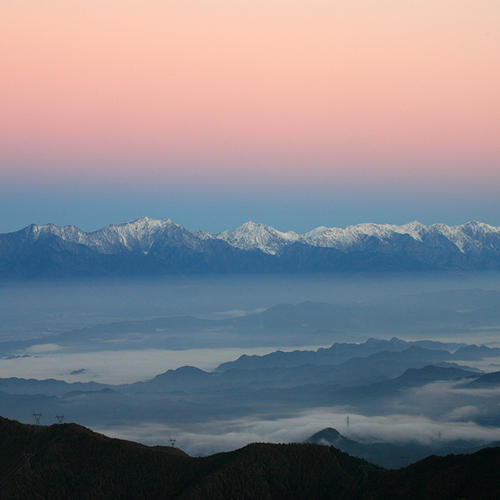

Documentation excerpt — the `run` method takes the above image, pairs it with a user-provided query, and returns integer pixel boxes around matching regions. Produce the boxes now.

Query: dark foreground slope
[358,447,500,499]
[0,416,372,500]
[1,416,499,500]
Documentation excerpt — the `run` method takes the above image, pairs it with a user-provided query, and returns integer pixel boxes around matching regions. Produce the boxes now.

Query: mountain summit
[2,219,500,277]
[215,221,301,254]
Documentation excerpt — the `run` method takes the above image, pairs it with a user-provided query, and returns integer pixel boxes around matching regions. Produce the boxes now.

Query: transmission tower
[23,452,35,471]
[346,415,350,428]
[55,414,65,424]
[169,438,176,447]
[360,465,371,483]
[32,413,43,425]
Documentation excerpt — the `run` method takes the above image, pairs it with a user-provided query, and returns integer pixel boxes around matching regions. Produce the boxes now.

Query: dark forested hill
[0,416,499,499]
[0,416,373,500]
[357,447,500,499]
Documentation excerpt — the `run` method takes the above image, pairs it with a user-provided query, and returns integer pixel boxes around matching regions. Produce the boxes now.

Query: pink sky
[1,1,499,232]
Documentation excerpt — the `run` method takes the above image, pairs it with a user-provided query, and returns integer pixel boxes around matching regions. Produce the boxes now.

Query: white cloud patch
[444,406,481,421]
[27,343,64,353]
[93,408,500,457]
[212,308,267,319]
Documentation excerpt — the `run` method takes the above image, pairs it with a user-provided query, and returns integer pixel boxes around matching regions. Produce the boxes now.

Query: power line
[32,413,43,426]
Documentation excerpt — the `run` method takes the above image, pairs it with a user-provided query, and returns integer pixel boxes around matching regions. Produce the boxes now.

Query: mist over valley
[1,271,500,462]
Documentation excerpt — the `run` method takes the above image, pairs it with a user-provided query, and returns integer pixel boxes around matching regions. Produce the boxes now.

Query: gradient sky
[1,0,499,234]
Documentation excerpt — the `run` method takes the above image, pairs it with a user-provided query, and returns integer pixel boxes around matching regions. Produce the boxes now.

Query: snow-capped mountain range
[27,217,203,255]
[2,217,500,277]
[214,219,500,255]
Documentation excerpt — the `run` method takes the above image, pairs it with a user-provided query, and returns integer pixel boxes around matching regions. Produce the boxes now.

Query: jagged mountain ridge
[215,219,500,255]
[18,217,202,255]
[2,217,500,277]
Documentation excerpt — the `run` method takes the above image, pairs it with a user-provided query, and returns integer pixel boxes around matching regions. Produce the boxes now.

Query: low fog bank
[0,345,329,384]
[95,409,500,457]
[2,272,500,342]
[2,273,500,383]
[2,348,500,386]
[2,272,500,464]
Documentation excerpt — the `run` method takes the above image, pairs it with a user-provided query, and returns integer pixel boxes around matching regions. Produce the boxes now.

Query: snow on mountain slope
[304,221,427,251]
[214,221,302,255]
[215,220,500,256]
[87,217,191,254]
[12,218,500,259]
[28,217,200,255]
[455,221,500,253]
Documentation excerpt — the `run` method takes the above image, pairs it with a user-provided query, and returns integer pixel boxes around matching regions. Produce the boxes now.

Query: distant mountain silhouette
[216,336,464,372]
[305,424,493,469]
[466,370,500,387]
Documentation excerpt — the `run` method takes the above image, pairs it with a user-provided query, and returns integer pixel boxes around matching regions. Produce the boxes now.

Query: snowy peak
[457,221,500,237]
[111,216,175,231]
[425,221,500,254]
[88,217,199,254]
[104,217,176,234]
[212,219,500,257]
[215,221,301,255]
[24,217,196,255]
[28,223,88,243]
[303,221,427,251]
[214,220,441,254]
